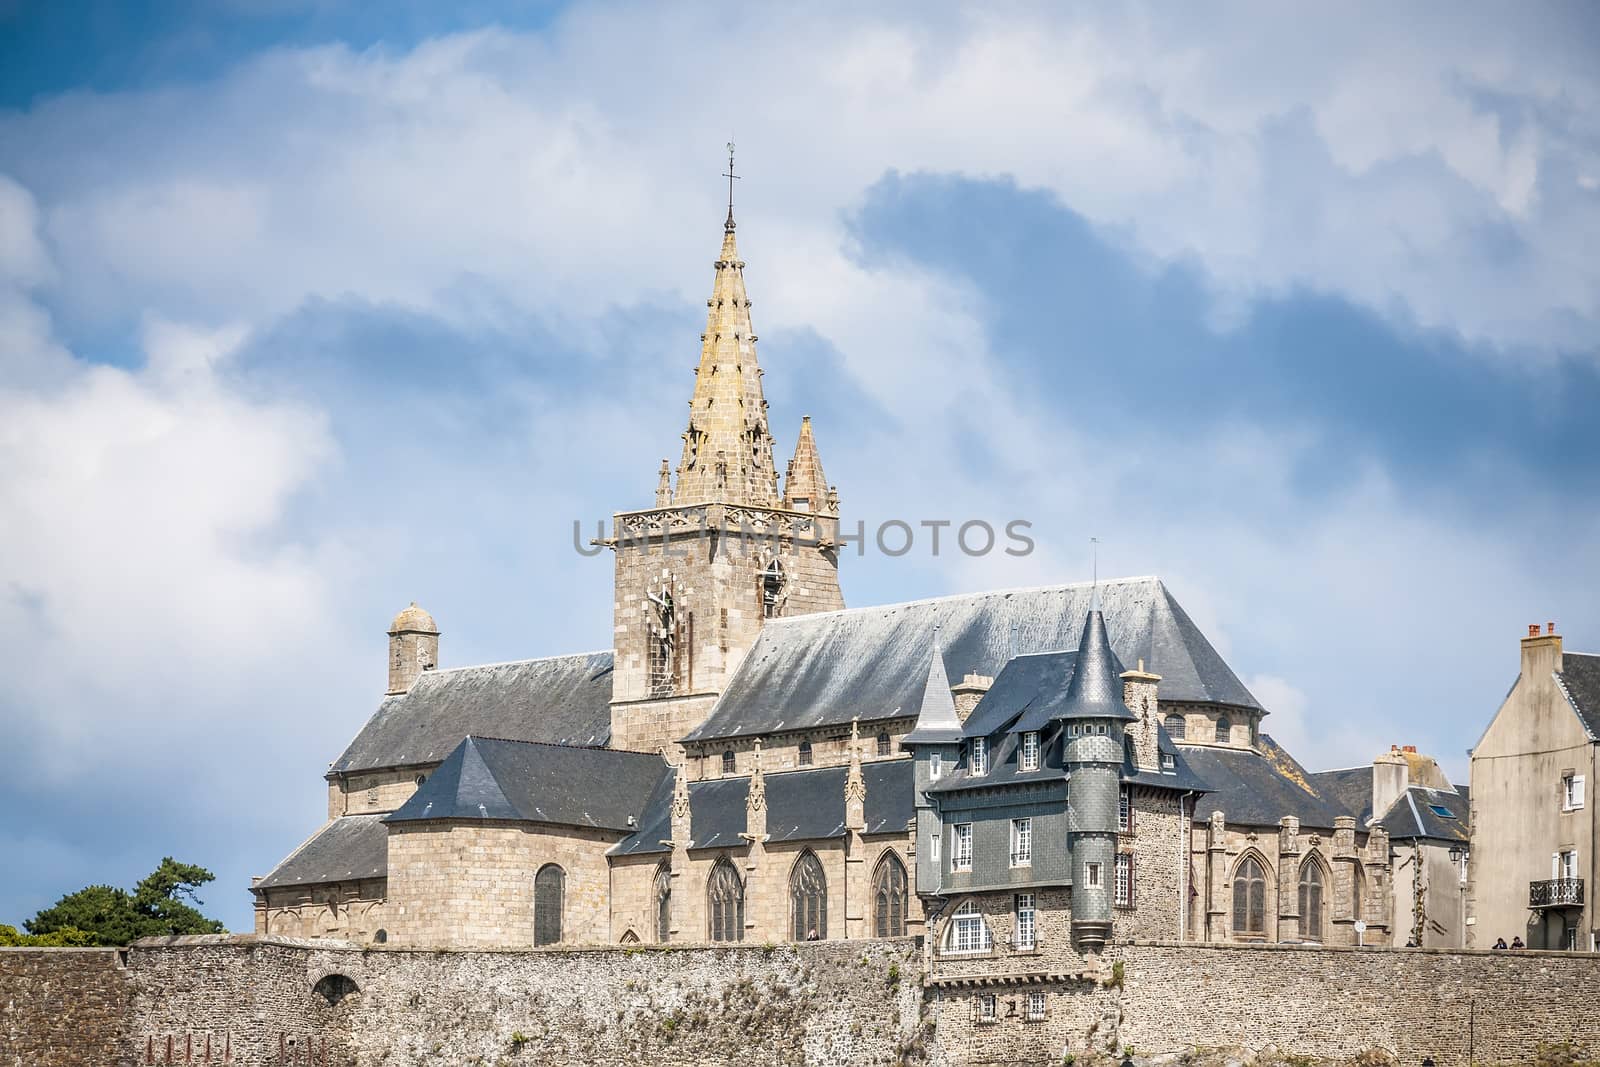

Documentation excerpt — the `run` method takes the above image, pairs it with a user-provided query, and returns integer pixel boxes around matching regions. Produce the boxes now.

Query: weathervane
[723,140,740,229]
[1090,536,1101,611]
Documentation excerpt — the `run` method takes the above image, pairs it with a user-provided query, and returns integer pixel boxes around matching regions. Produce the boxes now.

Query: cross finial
[723,140,740,232]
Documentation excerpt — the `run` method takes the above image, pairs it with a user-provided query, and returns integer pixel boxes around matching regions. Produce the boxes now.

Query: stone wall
[0,948,126,1067]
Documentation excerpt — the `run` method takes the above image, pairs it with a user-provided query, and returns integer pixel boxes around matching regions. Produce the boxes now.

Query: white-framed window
[1160,752,1176,771]
[1563,773,1585,811]
[977,993,997,1023]
[1118,787,1133,832]
[1020,731,1040,772]
[930,833,941,862]
[929,752,943,781]
[1014,892,1036,950]
[952,824,973,871]
[1069,724,1081,737]
[970,738,988,776]
[945,900,993,955]
[1010,818,1033,867]
[1557,849,1579,881]
[1025,990,1046,1021]
[1115,853,1135,907]
[1085,861,1103,889]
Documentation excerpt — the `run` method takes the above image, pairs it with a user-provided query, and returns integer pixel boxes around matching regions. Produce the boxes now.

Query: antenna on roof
[1008,621,1019,661]
[1090,537,1102,612]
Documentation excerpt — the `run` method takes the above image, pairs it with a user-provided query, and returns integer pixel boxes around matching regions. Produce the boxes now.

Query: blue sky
[1,2,1597,933]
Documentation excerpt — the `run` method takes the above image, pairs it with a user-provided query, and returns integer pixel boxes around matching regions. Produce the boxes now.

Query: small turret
[387,602,439,696]
[783,416,831,514]
[902,631,964,896]
[1056,609,1135,952]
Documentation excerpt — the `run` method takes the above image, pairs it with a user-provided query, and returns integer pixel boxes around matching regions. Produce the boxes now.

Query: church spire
[783,416,834,515]
[671,148,779,508]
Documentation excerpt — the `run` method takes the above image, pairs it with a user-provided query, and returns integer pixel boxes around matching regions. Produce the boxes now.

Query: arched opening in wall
[707,858,745,942]
[534,864,565,946]
[1214,716,1232,744]
[760,558,787,618]
[646,579,677,698]
[721,749,736,775]
[872,852,908,937]
[790,850,828,941]
[654,862,672,943]
[620,929,640,944]
[1297,856,1327,943]
[940,900,994,955]
[312,974,360,1008]
[372,929,388,944]
[1351,863,1366,925]
[1163,714,1185,740]
[798,740,813,767]
[876,732,892,758]
[1231,853,1269,940]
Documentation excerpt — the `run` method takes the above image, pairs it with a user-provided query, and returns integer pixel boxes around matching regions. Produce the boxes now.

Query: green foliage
[508,1031,529,1049]
[1104,960,1125,989]
[886,962,901,988]
[0,923,99,947]
[23,857,226,946]
[1532,1040,1600,1067]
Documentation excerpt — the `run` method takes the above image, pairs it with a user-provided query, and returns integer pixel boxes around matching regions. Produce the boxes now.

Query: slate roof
[901,643,964,745]
[1306,765,1376,824]
[612,759,913,857]
[386,736,668,832]
[684,577,1260,743]
[1557,652,1600,740]
[331,652,614,774]
[254,814,388,891]
[1185,736,1348,830]
[1376,785,1470,843]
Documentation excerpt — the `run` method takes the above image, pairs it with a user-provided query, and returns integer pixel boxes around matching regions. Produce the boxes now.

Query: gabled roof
[254,814,388,891]
[1376,785,1470,843]
[1306,765,1377,824]
[612,759,913,857]
[684,577,1259,743]
[1557,652,1600,740]
[331,652,614,774]
[385,736,667,833]
[1186,736,1347,830]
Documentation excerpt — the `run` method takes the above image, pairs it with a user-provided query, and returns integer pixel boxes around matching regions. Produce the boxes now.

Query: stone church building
[253,198,1400,967]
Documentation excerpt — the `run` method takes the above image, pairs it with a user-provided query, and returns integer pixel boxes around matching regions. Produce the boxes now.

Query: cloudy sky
[2,2,1597,933]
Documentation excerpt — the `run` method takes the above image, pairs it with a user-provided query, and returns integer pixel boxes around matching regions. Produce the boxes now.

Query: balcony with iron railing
[1530,877,1585,908]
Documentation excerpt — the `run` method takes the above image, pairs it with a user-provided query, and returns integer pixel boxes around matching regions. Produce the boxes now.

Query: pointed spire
[844,717,866,830]
[783,416,832,514]
[669,762,692,849]
[654,459,672,507]
[747,739,766,815]
[903,627,964,744]
[1052,610,1136,723]
[670,175,779,508]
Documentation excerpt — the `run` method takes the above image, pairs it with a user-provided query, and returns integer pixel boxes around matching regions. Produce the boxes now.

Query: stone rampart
[0,948,126,1067]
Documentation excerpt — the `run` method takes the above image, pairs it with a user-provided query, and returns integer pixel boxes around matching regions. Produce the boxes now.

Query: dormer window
[1020,732,1040,772]
[970,738,988,776]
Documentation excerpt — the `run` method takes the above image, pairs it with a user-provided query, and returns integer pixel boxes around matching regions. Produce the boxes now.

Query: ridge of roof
[755,576,1166,628]
[422,649,613,675]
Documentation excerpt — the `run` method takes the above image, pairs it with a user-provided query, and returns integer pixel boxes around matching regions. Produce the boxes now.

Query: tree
[23,858,226,946]
[0,924,98,947]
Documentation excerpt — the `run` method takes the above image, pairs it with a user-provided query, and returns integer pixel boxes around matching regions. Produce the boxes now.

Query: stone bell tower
[604,157,845,755]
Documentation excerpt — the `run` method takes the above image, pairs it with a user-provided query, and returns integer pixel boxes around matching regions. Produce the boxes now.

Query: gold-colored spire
[782,416,833,514]
[671,156,779,508]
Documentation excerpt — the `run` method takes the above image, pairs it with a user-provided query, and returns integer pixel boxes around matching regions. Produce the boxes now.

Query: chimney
[1520,620,1563,680]
[950,672,994,723]
[1372,745,1409,823]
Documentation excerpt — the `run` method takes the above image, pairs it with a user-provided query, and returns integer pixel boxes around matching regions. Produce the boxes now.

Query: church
[252,190,1401,968]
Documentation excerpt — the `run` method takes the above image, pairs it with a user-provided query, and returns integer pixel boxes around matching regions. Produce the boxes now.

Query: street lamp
[1448,845,1469,948]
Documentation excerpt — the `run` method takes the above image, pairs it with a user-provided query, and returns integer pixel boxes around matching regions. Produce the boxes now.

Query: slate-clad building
[252,200,1397,957]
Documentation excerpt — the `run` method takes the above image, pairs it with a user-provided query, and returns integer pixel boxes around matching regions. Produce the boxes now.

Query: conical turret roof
[1050,609,1135,722]
[902,636,964,744]
[783,416,831,513]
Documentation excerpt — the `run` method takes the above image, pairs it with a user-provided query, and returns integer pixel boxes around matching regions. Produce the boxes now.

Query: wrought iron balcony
[1530,877,1585,908]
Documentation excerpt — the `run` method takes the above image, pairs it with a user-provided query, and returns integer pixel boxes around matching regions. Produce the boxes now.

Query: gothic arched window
[707,859,744,943]
[1214,716,1232,744]
[1298,858,1325,942]
[876,732,892,758]
[654,862,672,943]
[1232,855,1267,939]
[646,583,677,697]
[1163,714,1185,740]
[534,864,565,946]
[790,850,828,941]
[798,740,813,767]
[873,854,908,937]
[721,750,736,775]
[760,558,787,619]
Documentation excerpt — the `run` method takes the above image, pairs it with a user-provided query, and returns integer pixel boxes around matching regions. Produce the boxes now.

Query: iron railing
[1530,877,1585,908]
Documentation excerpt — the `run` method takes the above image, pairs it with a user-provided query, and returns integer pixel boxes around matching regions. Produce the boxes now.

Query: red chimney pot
[1528,624,1540,638]
[1548,621,1556,635]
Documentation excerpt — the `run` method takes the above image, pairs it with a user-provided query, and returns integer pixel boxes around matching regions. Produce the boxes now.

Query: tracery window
[1214,716,1232,744]
[872,854,908,937]
[876,732,892,757]
[1164,714,1186,740]
[1232,855,1267,938]
[707,858,745,942]
[534,864,565,946]
[798,740,813,766]
[791,850,828,941]
[654,863,672,943]
[1298,859,1324,942]
[760,558,787,619]
[646,584,677,697]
